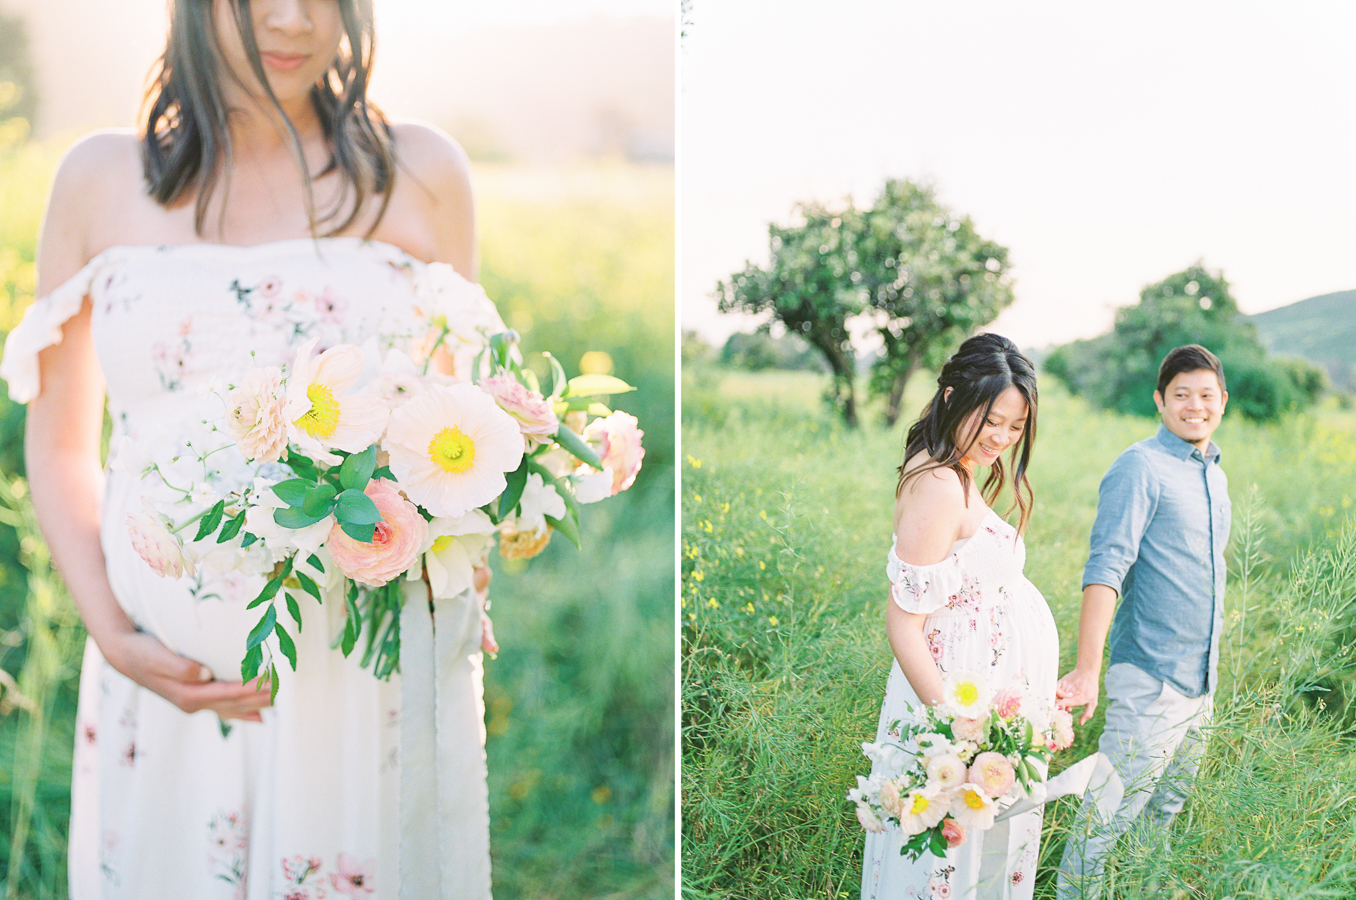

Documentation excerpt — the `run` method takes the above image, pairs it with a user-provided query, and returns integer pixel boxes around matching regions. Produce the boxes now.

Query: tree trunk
[883,358,918,427]
[809,329,858,427]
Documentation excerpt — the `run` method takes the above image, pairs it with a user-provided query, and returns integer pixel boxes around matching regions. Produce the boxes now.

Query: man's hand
[1055,667,1101,725]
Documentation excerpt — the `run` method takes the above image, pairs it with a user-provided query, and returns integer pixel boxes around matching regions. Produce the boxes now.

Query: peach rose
[878,778,905,818]
[941,817,967,849]
[992,686,1023,719]
[223,367,289,463]
[968,751,1016,798]
[855,802,886,834]
[327,480,427,586]
[584,411,645,494]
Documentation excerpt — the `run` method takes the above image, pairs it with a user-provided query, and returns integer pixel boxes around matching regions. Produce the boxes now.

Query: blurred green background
[0,141,675,899]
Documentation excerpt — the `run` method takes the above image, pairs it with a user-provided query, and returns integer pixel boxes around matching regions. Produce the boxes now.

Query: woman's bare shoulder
[390,120,472,194]
[38,130,144,291]
[386,120,475,273]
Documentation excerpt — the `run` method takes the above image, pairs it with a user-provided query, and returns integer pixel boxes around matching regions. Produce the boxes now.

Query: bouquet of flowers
[122,264,644,697]
[848,670,1076,860]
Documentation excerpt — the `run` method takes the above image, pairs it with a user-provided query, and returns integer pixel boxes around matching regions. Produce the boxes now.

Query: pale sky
[680,1,1356,350]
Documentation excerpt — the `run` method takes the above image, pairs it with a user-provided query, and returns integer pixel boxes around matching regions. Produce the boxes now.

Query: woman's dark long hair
[140,0,395,237]
[895,333,1039,533]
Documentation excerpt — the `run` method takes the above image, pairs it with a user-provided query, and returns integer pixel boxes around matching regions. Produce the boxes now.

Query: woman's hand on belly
[104,627,273,721]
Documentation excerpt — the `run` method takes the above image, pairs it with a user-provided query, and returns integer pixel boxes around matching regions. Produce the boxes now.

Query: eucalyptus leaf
[273,479,312,508]
[335,489,381,526]
[275,506,328,529]
[339,444,378,491]
[340,521,377,542]
[302,483,338,517]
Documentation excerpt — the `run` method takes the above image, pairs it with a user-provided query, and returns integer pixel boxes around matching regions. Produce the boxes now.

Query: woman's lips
[261,52,307,73]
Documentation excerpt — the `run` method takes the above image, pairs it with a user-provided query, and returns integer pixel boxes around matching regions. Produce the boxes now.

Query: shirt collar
[1154,423,1222,464]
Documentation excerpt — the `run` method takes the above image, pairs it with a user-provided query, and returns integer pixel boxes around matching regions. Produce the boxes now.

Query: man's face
[1154,369,1228,450]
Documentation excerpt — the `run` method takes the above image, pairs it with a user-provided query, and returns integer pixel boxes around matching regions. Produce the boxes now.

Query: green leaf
[553,423,604,470]
[372,465,395,481]
[295,571,322,603]
[543,352,567,399]
[240,532,259,548]
[285,592,303,630]
[241,643,263,683]
[341,589,361,657]
[273,479,312,508]
[217,511,246,543]
[339,444,378,491]
[563,373,635,398]
[283,451,320,482]
[340,521,377,542]
[306,553,324,571]
[194,500,226,541]
[246,605,277,652]
[269,662,280,705]
[497,459,531,520]
[247,575,282,610]
[335,489,381,526]
[274,506,329,529]
[302,483,338,517]
[928,826,948,859]
[274,620,297,670]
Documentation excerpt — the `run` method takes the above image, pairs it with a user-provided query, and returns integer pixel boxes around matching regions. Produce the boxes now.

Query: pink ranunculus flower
[127,500,194,578]
[925,753,968,791]
[329,851,376,896]
[479,374,559,443]
[223,367,289,462]
[327,480,428,587]
[969,751,1017,798]
[941,816,967,849]
[992,686,1023,719]
[1049,707,1076,752]
[584,411,645,494]
[951,716,986,744]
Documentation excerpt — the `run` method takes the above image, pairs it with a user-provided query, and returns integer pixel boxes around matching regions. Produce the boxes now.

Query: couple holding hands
[862,335,1230,899]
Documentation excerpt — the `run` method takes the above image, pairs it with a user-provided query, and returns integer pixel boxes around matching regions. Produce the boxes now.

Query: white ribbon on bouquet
[995,752,1124,823]
[398,582,493,900]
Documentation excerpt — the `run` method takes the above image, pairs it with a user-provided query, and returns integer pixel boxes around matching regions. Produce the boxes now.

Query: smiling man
[1053,344,1231,899]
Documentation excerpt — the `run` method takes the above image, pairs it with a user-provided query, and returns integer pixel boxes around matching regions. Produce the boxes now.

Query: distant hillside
[1251,289,1356,392]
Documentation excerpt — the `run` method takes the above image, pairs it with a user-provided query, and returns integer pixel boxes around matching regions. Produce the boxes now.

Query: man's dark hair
[1157,344,1226,396]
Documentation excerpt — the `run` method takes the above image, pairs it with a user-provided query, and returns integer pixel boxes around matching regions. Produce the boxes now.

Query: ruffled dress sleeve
[886,540,967,615]
[0,256,106,403]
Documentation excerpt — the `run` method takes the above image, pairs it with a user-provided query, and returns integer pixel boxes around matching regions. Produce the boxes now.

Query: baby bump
[102,474,265,680]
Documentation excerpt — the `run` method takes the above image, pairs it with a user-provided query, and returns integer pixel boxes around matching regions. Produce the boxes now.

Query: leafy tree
[720,330,826,372]
[715,180,1013,426]
[715,202,866,424]
[854,180,1014,425]
[1045,263,1327,422]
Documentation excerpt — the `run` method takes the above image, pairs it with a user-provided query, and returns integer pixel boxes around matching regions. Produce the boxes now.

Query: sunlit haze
[681,1,1356,350]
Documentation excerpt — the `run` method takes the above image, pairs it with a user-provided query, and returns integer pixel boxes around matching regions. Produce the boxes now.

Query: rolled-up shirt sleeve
[1083,447,1159,595]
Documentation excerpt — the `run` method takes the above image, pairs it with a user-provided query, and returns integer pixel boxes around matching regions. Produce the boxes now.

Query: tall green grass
[0,143,674,899]
[682,365,1356,899]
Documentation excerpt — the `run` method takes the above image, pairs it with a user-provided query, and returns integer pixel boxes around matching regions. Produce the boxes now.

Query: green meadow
[0,142,675,899]
[682,364,1356,899]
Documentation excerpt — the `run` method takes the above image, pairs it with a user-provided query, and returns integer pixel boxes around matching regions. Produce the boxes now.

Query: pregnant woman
[861,333,1058,900]
[2,1,495,896]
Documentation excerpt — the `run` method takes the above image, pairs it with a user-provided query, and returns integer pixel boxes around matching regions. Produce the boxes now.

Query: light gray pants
[1056,662,1212,900]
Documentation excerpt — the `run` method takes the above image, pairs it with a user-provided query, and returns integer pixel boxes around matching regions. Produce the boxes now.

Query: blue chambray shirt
[1083,424,1230,698]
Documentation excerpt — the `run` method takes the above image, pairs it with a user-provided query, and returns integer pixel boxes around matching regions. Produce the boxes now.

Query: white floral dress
[862,509,1058,900]
[1,238,491,900]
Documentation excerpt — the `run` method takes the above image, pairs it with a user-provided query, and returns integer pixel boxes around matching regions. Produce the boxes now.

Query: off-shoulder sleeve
[0,257,104,403]
[886,541,967,615]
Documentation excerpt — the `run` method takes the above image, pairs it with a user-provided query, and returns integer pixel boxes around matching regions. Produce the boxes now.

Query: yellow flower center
[428,426,477,473]
[965,789,984,810]
[430,535,454,554]
[295,382,341,439]
[954,681,979,707]
[909,794,930,815]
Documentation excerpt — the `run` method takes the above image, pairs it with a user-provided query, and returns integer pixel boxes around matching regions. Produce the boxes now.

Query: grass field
[0,141,675,899]
[681,364,1356,899]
